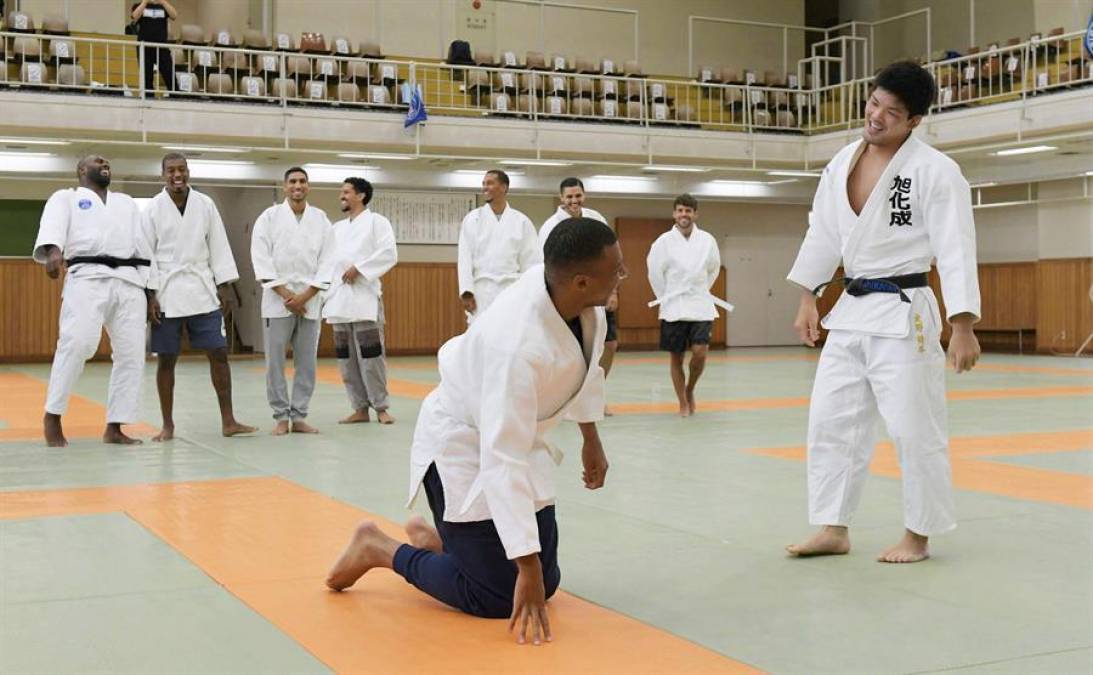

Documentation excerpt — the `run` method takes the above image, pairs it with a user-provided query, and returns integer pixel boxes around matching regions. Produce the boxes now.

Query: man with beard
[456,169,540,324]
[251,167,337,436]
[143,153,256,441]
[322,177,398,425]
[34,155,155,447]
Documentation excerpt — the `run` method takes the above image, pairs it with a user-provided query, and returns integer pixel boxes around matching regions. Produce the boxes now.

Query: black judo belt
[66,255,151,269]
[812,272,928,303]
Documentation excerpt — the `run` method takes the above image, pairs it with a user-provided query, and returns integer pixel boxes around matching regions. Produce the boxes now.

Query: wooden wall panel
[1036,258,1093,354]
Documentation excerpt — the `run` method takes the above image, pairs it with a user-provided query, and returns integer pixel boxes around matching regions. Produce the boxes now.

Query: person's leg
[358,310,393,423]
[684,328,710,415]
[660,321,690,417]
[600,310,618,416]
[157,47,175,91]
[869,303,953,563]
[186,310,255,436]
[264,317,294,434]
[153,353,179,440]
[140,44,156,93]
[43,278,108,447]
[102,280,147,445]
[334,322,371,423]
[289,317,321,433]
[787,330,880,557]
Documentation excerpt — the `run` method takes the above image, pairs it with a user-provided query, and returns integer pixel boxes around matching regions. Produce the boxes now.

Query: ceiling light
[499,159,574,167]
[0,151,66,174]
[642,165,709,173]
[303,163,379,183]
[991,145,1057,156]
[162,145,247,154]
[1085,171,1093,176]
[767,170,819,177]
[589,174,655,181]
[0,151,56,158]
[338,153,416,160]
[971,182,997,188]
[0,138,69,146]
[711,179,768,186]
[186,159,257,179]
[453,168,525,176]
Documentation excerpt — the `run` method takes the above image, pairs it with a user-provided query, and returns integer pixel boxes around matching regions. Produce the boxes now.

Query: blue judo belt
[812,271,929,303]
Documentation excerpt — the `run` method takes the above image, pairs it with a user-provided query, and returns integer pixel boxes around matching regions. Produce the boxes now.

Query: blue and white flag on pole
[402,82,428,128]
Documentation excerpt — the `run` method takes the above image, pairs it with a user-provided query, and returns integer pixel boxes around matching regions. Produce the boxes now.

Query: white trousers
[806,299,955,536]
[45,276,147,424]
[466,278,513,325]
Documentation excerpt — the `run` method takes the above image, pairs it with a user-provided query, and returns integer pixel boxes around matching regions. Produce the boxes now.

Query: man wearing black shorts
[646,194,724,417]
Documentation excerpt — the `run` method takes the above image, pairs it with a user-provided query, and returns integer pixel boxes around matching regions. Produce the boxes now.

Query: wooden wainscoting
[1036,258,1093,354]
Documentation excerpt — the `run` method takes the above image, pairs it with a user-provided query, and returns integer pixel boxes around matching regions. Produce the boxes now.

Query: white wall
[1037,179,1093,259]
[974,203,1040,262]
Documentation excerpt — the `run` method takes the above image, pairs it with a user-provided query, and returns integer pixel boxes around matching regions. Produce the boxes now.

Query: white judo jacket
[250,201,337,320]
[34,187,154,289]
[322,209,398,324]
[407,265,606,560]
[457,204,541,301]
[143,188,239,318]
[787,135,981,337]
[538,206,607,252]
[646,225,726,322]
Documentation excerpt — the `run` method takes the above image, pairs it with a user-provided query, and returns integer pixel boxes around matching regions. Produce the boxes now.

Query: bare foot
[326,521,400,591]
[376,410,395,425]
[877,530,930,563]
[686,390,697,415]
[786,525,850,557]
[405,515,443,553]
[291,420,320,434]
[152,426,175,442]
[103,423,143,445]
[678,398,692,418]
[272,420,290,436]
[43,413,68,448]
[604,405,614,417]
[339,409,370,424]
[222,421,258,437]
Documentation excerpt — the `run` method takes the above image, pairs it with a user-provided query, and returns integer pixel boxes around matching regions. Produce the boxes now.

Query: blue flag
[402,82,428,128]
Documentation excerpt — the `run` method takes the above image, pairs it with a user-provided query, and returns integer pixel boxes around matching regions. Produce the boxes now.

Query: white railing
[1,29,1090,134]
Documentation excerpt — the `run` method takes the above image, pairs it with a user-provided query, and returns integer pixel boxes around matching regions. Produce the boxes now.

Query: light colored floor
[1,348,1091,674]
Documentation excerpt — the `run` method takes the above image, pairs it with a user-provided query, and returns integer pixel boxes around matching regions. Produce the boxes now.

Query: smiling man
[33,155,155,447]
[785,60,982,564]
[456,169,540,324]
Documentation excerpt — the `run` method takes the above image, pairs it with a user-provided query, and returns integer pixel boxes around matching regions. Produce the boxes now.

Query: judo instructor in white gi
[326,217,623,646]
[785,61,982,563]
[34,155,155,447]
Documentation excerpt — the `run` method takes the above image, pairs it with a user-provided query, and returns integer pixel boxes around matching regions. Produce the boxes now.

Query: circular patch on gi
[78,199,93,210]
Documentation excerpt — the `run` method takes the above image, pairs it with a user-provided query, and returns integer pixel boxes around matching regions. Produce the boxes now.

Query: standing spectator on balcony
[130,0,178,93]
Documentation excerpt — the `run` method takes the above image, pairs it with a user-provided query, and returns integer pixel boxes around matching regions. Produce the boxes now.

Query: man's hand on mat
[581,436,609,490]
[510,555,551,646]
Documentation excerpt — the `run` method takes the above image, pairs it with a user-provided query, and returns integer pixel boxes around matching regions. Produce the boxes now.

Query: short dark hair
[544,217,618,274]
[343,177,374,206]
[284,166,309,181]
[486,169,510,187]
[873,60,935,118]
[161,152,188,171]
[673,193,698,210]
[559,177,585,193]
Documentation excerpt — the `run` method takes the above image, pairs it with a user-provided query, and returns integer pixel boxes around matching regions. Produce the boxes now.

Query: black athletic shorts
[659,320,712,353]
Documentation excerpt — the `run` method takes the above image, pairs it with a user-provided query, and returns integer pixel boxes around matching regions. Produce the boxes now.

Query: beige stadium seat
[649,102,670,122]
[490,92,512,112]
[300,32,328,54]
[174,71,202,94]
[331,36,354,56]
[41,14,70,35]
[286,54,312,81]
[221,51,249,75]
[270,77,297,98]
[19,62,50,86]
[180,24,206,46]
[360,41,383,59]
[475,50,498,67]
[366,84,391,105]
[493,70,518,93]
[752,108,773,126]
[720,67,739,84]
[337,82,361,102]
[676,103,697,122]
[240,75,267,98]
[255,52,281,78]
[206,72,236,95]
[573,76,594,98]
[597,78,619,100]
[647,81,667,102]
[775,109,796,128]
[373,61,398,86]
[596,98,619,118]
[243,30,271,50]
[546,73,567,96]
[314,56,339,80]
[346,60,371,84]
[273,32,296,51]
[0,59,9,84]
[765,70,785,87]
[525,52,547,70]
[6,11,35,32]
[543,95,568,115]
[571,98,594,116]
[575,57,597,74]
[519,71,543,94]
[12,37,43,64]
[624,78,642,101]
[303,79,328,100]
[623,60,643,77]
[500,50,520,68]
[170,47,188,72]
[191,48,219,75]
[723,86,743,107]
[697,65,718,83]
[516,94,537,113]
[600,58,617,74]
[550,54,570,72]
[48,39,77,64]
[212,28,238,48]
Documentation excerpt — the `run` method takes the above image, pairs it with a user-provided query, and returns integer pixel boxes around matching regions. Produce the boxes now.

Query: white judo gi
[537,206,607,252]
[407,265,606,559]
[787,135,981,536]
[34,187,154,423]
[456,204,540,322]
[143,187,238,318]
[322,209,398,413]
[250,200,337,421]
[646,225,728,321]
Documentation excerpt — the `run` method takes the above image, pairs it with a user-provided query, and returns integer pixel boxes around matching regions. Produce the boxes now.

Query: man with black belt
[33,155,156,447]
[785,61,981,563]
[130,0,178,93]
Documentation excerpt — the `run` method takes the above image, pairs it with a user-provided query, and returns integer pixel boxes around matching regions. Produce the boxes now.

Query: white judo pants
[45,276,147,424]
[466,278,513,325]
[806,305,955,536]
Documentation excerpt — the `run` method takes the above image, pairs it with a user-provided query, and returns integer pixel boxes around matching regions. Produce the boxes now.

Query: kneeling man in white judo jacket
[250,166,337,436]
[327,217,623,646]
[785,61,981,564]
[34,155,155,447]
[456,169,540,324]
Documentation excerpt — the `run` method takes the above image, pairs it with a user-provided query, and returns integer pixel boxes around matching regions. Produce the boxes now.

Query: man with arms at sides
[327,218,623,646]
[250,167,337,436]
[785,61,981,563]
[144,153,256,441]
[540,177,620,415]
[457,169,540,324]
[34,155,155,447]
[322,177,398,426]
[646,193,726,417]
